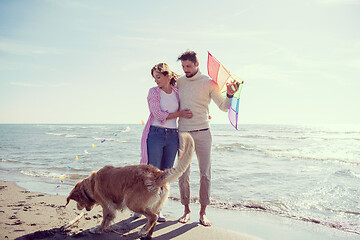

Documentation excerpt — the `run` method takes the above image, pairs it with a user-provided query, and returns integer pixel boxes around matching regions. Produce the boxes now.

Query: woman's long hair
[151,63,180,86]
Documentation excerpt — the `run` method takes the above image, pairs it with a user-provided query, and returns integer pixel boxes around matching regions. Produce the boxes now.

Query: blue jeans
[147,126,179,170]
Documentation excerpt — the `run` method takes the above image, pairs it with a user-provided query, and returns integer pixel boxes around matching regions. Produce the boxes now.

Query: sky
[0,0,359,125]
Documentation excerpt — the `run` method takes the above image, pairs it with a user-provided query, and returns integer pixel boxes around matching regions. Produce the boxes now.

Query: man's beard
[186,70,198,78]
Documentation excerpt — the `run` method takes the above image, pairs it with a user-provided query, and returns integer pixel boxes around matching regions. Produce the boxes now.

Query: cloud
[316,0,360,4]
[32,50,47,55]
[10,82,44,88]
[49,82,71,88]
[0,38,64,56]
[10,82,71,88]
[42,0,94,9]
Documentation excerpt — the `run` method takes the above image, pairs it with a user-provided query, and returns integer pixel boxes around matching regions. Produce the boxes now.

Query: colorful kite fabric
[207,52,244,130]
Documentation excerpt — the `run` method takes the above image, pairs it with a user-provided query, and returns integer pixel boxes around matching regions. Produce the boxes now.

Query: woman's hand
[179,109,193,119]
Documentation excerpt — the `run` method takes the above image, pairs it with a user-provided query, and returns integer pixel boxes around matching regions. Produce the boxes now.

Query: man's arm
[210,80,241,112]
[209,81,231,112]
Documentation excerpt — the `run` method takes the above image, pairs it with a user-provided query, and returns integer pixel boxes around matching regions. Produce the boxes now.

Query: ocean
[0,124,359,236]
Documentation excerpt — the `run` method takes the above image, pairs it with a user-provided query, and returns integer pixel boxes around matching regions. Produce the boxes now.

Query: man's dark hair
[177,50,198,64]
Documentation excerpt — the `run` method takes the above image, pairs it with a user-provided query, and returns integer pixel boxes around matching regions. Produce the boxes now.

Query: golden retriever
[66,132,194,239]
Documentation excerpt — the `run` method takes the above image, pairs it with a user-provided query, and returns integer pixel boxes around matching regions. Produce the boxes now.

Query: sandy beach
[0,181,258,240]
[1,180,358,240]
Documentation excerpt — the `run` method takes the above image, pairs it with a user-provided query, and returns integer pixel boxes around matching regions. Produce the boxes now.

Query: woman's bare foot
[178,212,191,223]
[199,214,211,227]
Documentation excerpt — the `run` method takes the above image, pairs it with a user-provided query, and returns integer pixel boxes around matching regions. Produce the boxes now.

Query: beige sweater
[177,70,231,131]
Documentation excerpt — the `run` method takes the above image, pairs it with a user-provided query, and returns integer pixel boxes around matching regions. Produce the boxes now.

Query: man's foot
[133,212,141,219]
[199,214,211,227]
[157,212,166,222]
[178,212,191,223]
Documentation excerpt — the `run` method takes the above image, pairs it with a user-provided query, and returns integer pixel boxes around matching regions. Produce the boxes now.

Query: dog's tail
[159,132,195,184]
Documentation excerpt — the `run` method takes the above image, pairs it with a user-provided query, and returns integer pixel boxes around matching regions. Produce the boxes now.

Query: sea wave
[92,137,129,143]
[65,134,87,138]
[45,132,66,136]
[333,169,360,179]
[45,132,88,139]
[213,142,359,165]
[20,170,60,179]
[2,124,359,236]
[46,166,92,173]
[0,158,19,163]
[213,143,260,153]
[66,173,89,180]
[168,196,360,235]
[271,153,360,166]
[20,169,88,180]
[238,134,360,141]
[121,126,131,132]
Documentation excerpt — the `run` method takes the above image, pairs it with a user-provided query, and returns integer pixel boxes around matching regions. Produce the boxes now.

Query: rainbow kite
[207,52,244,130]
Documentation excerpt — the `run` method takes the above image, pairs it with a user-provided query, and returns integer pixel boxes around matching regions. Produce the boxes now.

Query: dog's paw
[138,226,148,237]
[89,226,102,234]
[138,228,153,239]
[140,237,152,240]
[103,227,112,233]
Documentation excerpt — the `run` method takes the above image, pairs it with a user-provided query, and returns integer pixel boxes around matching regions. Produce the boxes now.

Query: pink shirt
[140,86,179,165]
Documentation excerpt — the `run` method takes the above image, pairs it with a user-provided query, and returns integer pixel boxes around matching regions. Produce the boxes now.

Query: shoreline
[0,181,357,240]
[0,181,258,240]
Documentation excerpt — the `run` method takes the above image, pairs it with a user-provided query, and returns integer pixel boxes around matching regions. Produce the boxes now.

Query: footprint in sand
[5,220,23,225]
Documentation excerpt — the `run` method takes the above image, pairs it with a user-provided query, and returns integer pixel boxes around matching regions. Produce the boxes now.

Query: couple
[139,50,240,226]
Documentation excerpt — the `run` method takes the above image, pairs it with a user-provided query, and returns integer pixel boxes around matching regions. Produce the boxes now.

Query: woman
[138,63,192,221]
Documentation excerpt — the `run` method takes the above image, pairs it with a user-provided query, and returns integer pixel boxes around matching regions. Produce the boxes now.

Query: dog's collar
[83,186,95,204]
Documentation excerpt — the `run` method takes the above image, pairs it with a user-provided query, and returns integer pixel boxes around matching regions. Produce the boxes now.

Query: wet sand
[1,180,357,239]
[0,181,258,240]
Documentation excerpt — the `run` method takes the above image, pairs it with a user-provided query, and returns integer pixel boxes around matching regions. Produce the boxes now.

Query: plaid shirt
[140,86,179,165]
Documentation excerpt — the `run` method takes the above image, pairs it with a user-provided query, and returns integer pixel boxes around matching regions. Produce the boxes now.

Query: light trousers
[178,129,212,206]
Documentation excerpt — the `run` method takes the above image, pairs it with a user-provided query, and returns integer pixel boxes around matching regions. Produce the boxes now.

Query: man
[176,50,239,226]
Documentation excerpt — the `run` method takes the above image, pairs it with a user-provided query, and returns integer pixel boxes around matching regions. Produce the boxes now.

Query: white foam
[20,170,60,179]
